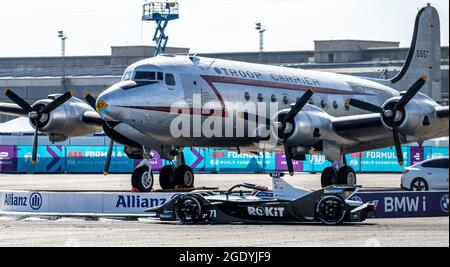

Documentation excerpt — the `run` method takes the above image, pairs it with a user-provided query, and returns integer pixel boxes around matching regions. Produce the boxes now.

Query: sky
[0,0,448,57]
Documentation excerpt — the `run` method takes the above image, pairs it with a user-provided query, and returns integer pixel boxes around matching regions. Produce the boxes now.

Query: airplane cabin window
[321,99,327,108]
[244,92,250,101]
[345,102,350,111]
[258,93,264,102]
[283,96,289,105]
[165,73,176,86]
[333,101,339,110]
[271,95,277,103]
[135,71,156,81]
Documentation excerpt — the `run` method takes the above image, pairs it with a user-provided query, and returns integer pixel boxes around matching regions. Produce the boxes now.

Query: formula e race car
[148,175,376,225]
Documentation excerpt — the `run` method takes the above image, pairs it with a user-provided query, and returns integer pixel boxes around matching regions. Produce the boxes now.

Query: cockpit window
[165,73,176,86]
[122,70,133,81]
[135,71,156,81]
[157,72,164,81]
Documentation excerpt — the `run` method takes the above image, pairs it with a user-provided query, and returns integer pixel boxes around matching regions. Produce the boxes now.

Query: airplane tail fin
[389,4,441,100]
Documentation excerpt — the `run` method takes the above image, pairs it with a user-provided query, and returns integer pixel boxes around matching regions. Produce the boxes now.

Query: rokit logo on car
[247,206,285,217]
[3,192,42,210]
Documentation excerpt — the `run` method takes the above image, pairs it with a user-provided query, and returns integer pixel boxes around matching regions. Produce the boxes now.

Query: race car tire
[321,167,337,188]
[337,166,357,186]
[175,195,204,224]
[174,165,195,188]
[316,195,347,225]
[159,165,175,190]
[131,165,154,192]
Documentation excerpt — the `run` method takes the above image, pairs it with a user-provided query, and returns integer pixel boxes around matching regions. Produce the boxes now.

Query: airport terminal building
[0,40,448,123]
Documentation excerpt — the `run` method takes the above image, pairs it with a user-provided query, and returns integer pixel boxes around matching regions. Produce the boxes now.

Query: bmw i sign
[440,194,449,213]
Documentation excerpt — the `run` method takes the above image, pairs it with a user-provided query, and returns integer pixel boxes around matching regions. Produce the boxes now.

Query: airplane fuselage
[96,55,406,152]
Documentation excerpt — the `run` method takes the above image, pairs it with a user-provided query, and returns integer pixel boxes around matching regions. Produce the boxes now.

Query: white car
[401,157,449,191]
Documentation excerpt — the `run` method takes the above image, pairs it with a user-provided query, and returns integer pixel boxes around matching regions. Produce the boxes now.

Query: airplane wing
[0,102,28,117]
[436,106,449,118]
[330,105,449,153]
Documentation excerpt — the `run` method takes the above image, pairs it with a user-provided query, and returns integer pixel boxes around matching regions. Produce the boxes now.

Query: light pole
[58,31,68,91]
[255,23,266,63]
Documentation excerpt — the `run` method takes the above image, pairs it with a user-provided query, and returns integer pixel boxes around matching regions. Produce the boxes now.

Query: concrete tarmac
[0,173,448,247]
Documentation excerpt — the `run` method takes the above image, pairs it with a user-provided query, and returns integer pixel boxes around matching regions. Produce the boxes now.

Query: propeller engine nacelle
[275,106,333,148]
[381,94,438,136]
[29,98,100,141]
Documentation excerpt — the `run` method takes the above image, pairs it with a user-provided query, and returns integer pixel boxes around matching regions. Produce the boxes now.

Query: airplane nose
[96,84,122,121]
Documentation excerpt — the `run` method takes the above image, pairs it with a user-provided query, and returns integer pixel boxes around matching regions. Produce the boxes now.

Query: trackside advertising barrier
[0,190,177,214]
[1,190,448,218]
[352,191,449,218]
[0,146,448,174]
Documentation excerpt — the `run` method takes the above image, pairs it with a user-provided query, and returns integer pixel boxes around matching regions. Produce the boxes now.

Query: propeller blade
[31,126,39,165]
[395,76,427,111]
[103,139,114,176]
[283,142,295,176]
[83,92,97,109]
[345,98,384,114]
[283,89,315,124]
[392,125,404,166]
[42,91,74,113]
[2,89,33,113]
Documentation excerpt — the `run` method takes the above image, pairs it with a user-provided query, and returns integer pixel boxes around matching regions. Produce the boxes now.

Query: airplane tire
[337,166,357,186]
[131,165,154,192]
[174,165,195,188]
[321,167,337,188]
[159,165,175,190]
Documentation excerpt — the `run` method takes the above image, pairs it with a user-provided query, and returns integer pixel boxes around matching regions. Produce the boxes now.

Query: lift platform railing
[142,2,179,21]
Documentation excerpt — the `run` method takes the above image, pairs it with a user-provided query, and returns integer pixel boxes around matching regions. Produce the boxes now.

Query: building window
[258,93,264,102]
[271,94,277,103]
[328,53,335,63]
[244,92,250,101]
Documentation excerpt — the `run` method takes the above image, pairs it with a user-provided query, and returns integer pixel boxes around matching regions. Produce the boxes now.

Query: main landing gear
[320,154,357,188]
[131,148,195,192]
